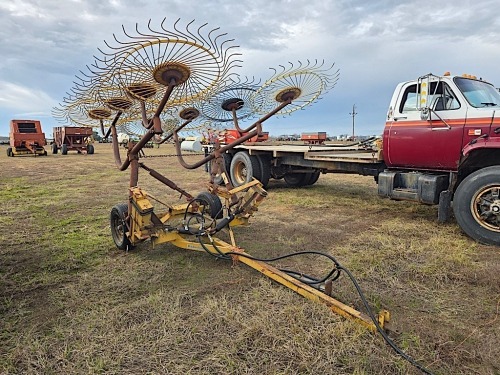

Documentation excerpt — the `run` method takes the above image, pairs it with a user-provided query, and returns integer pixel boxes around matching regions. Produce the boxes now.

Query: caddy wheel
[196,191,223,219]
[110,203,134,250]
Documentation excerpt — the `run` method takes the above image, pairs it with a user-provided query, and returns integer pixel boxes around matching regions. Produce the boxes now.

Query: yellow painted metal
[129,188,154,244]
[127,183,388,332]
[152,230,387,332]
[11,147,46,156]
[235,254,388,332]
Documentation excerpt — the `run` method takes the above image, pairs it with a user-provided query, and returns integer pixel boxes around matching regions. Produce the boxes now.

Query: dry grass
[0,143,499,375]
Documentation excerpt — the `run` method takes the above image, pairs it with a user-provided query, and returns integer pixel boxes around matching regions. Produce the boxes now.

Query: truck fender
[461,136,500,158]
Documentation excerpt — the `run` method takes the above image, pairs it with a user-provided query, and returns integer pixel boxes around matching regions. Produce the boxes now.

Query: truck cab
[384,73,500,170]
[380,73,500,245]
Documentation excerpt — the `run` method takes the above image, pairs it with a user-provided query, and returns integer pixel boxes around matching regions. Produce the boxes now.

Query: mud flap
[438,190,452,223]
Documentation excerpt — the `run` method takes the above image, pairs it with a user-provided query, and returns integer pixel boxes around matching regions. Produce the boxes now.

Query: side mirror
[420,107,430,120]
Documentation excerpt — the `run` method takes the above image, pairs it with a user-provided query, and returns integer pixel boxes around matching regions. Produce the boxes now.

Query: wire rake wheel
[198,77,272,124]
[54,19,241,132]
[53,97,108,128]
[256,60,340,115]
[93,18,241,110]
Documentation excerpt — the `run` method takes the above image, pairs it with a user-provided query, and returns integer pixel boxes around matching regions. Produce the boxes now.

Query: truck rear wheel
[284,173,309,187]
[7,147,12,157]
[256,155,271,188]
[110,203,134,250]
[453,166,500,246]
[230,151,262,187]
[303,170,321,186]
[62,144,68,155]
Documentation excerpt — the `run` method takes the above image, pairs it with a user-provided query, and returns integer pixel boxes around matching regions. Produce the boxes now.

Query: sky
[1,0,500,138]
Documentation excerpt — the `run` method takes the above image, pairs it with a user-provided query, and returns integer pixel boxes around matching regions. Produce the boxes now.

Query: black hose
[336,265,434,374]
[194,238,435,374]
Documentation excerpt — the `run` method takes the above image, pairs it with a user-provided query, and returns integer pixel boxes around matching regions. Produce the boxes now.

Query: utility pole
[349,104,357,140]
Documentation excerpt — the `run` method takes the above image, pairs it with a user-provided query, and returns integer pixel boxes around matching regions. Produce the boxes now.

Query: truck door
[386,80,465,170]
[454,77,500,147]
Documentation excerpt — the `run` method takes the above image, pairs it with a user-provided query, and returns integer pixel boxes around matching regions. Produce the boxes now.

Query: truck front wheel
[453,166,500,246]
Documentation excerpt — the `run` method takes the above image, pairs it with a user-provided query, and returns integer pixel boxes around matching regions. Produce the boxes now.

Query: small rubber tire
[87,144,95,155]
[110,203,134,250]
[230,151,262,187]
[61,144,68,155]
[453,166,500,246]
[7,147,12,157]
[196,192,223,219]
[52,143,58,154]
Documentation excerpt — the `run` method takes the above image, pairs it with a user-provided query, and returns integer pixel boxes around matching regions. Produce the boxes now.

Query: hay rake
[55,18,388,333]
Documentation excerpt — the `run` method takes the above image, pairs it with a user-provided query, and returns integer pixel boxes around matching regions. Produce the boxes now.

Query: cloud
[0,81,55,114]
[0,0,500,136]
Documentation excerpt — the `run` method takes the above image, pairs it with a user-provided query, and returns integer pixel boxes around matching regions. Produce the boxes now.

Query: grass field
[0,143,499,375]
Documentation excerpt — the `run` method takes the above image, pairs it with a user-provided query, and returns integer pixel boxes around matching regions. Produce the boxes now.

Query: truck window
[454,77,500,108]
[400,84,418,113]
[431,82,460,111]
[399,82,460,113]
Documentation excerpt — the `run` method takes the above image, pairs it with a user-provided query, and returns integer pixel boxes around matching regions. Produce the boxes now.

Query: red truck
[214,72,500,246]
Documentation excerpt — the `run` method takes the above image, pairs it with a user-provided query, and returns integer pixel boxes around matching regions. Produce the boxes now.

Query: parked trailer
[52,126,94,155]
[7,119,47,157]
[301,131,327,144]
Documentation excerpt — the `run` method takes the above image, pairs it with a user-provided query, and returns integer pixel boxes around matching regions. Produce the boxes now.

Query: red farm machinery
[52,126,94,155]
[7,119,47,157]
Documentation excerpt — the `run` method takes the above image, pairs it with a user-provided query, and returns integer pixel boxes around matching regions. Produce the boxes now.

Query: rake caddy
[54,18,389,333]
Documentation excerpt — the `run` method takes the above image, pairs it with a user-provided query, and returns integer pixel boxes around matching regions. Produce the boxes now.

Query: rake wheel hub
[221,97,245,111]
[179,107,200,120]
[275,87,302,102]
[88,108,112,119]
[126,83,157,101]
[105,97,133,111]
[153,62,191,87]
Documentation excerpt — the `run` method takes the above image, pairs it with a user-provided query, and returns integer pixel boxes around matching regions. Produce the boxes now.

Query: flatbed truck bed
[231,142,385,176]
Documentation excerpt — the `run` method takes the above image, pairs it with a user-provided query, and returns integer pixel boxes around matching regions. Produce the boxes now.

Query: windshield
[454,77,500,108]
